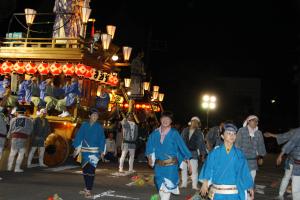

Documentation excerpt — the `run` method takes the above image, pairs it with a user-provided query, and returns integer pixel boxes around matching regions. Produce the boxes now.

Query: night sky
[1,0,300,131]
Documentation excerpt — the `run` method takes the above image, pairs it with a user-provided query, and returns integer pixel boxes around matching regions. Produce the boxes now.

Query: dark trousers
[82,163,96,190]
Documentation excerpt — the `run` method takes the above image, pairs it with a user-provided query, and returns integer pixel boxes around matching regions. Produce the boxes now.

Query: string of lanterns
[0,61,119,86]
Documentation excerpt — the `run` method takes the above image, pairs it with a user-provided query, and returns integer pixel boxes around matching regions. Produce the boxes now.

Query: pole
[206,109,209,129]
[26,25,30,38]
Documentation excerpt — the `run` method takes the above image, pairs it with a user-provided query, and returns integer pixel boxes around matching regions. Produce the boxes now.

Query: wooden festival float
[0,5,163,168]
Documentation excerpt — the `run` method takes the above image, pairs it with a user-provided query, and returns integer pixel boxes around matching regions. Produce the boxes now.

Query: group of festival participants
[0,74,299,200]
[0,74,81,118]
[72,109,300,200]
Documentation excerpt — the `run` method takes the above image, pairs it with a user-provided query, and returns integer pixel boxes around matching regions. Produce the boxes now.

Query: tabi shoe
[14,168,24,173]
[27,164,34,168]
[39,163,48,167]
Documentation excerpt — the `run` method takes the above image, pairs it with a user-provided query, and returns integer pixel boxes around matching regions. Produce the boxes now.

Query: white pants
[8,147,26,171]
[159,190,171,200]
[0,137,5,160]
[292,175,300,199]
[279,164,293,196]
[119,148,135,171]
[181,159,198,188]
[27,147,46,166]
[250,170,256,182]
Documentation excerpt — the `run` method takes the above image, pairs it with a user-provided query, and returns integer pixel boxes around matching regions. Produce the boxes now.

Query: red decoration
[2,61,13,74]
[0,63,4,75]
[50,62,62,76]
[25,62,37,74]
[75,64,86,77]
[62,63,75,76]
[38,62,49,75]
[107,74,119,86]
[84,66,93,78]
[13,62,25,74]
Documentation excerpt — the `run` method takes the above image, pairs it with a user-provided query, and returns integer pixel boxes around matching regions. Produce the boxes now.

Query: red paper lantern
[50,62,62,76]
[75,64,86,77]
[0,63,4,75]
[62,63,75,76]
[107,74,119,86]
[25,62,37,74]
[38,62,49,75]
[84,66,93,78]
[2,61,13,74]
[14,62,26,74]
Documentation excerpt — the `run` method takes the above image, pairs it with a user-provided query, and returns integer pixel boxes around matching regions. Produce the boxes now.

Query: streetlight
[106,25,116,39]
[123,46,132,61]
[24,8,37,38]
[124,78,131,88]
[81,7,92,38]
[101,33,112,50]
[143,81,150,91]
[201,94,217,128]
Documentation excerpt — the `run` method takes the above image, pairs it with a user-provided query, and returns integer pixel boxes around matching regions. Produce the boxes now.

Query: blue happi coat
[72,121,106,168]
[0,78,10,98]
[199,145,253,200]
[145,128,192,194]
[18,80,30,101]
[64,82,81,106]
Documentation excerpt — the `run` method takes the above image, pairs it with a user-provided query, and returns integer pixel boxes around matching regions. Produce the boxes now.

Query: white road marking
[73,169,109,174]
[93,190,139,199]
[44,165,79,172]
[255,184,266,195]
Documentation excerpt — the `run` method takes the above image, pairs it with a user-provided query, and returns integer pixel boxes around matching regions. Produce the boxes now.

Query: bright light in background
[203,95,210,101]
[271,99,276,104]
[202,102,209,109]
[209,102,216,109]
[127,91,131,96]
[201,94,218,128]
[112,54,119,61]
[210,96,216,102]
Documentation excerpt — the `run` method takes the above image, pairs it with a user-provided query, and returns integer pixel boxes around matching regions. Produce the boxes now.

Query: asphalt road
[0,154,293,200]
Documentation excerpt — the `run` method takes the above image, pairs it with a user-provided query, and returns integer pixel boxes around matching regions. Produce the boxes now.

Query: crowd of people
[0,99,299,200]
[0,106,51,176]
[71,109,300,200]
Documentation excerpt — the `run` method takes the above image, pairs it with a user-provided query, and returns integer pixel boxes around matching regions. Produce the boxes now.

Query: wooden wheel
[44,133,70,167]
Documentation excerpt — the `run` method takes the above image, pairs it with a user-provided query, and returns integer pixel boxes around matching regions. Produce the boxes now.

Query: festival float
[0,1,163,168]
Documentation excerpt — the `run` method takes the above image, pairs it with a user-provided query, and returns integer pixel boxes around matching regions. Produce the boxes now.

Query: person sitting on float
[24,77,42,107]
[17,74,31,103]
[56,77,81,117]
[40,78,58,111]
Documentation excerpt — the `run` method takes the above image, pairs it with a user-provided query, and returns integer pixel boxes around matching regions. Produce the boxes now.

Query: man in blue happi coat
[145,111,192,200]
[199,123,254,200]
[56,77,81,117]
[73,108,106,199]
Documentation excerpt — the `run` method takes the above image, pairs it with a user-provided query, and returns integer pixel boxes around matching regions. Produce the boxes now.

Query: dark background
[1,0,300,133]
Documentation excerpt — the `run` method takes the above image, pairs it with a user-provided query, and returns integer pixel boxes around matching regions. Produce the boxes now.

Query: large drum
[44,133,70,167]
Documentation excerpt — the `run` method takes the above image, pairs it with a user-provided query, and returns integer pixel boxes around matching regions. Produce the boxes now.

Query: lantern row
[0,61,119,86]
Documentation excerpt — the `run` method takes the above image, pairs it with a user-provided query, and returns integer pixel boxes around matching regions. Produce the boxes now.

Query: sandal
[79,188,88,195]
[84,190,94,199]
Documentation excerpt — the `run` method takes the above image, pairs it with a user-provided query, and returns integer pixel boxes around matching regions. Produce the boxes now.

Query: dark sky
[1,0,300,130]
